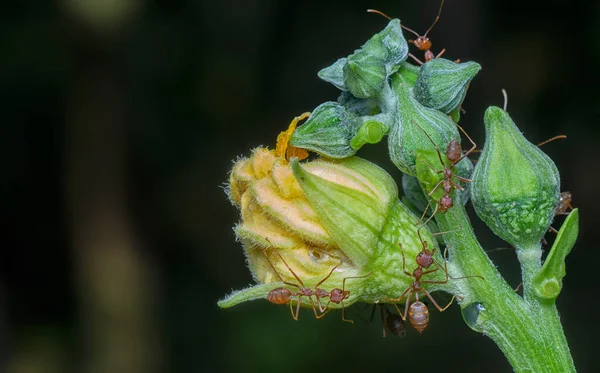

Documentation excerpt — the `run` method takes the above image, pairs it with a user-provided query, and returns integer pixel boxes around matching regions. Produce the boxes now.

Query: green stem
[435,203,576,372]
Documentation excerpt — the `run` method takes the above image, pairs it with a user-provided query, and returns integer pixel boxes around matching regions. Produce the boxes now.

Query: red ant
[368,0,448,65]
[414,121,476,226]
[370,304,406,338]
[555,191,574,216]
[263,249,370,323]
[387,231,483,332]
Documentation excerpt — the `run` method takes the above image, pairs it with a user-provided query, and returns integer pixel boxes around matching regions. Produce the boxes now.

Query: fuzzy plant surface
[218,15,578,373]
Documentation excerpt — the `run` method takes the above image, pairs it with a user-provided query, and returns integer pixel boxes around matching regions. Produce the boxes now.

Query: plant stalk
[435,202,576,372]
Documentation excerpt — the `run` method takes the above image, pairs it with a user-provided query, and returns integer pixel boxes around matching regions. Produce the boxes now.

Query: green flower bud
[220,143,448,311]
[318,57,347,91]
[318,19,408,99]
[388,81,460,175]
[532,209,578,300]
[413,58,481,114]
[290,102,362,158]
[470,107,560,248]
[344,51,387,99]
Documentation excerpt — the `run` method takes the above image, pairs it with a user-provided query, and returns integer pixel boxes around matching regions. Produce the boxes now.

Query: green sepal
[290,157,397,266]
[338,91,381,116]
[350,120,389,150]
[532,209,579,300]
[344,51,387,98]
[388,81,460,175]
[401,173,429,213]
[318,57,348,90]
[217,283,284,308]
[449,107,461,123]
[414,59,481,114]
[470,107,560,248]
[390,61,420,88]
[290,102,362,158]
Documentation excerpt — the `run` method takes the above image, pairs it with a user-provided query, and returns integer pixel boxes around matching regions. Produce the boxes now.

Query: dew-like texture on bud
[344,51,387,99]
[388,82,460,175]
[290,102,362,158]
[470,107,560,248]
[413,59,481,114]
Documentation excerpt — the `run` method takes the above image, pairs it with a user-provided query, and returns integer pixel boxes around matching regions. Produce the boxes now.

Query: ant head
[414,36,432,51]
[330,288,350,303]
[440,195,453,210]
[416,250,434,268]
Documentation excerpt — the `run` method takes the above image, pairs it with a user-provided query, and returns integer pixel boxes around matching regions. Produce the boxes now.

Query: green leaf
[217,283,284,308]
[532,209,579,300]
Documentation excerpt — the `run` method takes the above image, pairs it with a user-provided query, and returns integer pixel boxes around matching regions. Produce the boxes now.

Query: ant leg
[387,285,412,304]
[453,123,477,163]
[415,199,437,225]
[402,291,414,321]
[341,300,354,324]
[290,297,301,321]
[381,306,387,338]
[418,203,440,231]
[422,288,455,312]
[549,226,559,234]
[408,53,424,65]
[411,119,449,169]
[276,253,307,288]
[436,48,446,58]
[428,179,446,196]
[315,261,342,288]
[399,244,412,277]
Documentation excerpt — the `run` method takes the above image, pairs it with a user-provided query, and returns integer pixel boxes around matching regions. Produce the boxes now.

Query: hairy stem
[435,202,575,372]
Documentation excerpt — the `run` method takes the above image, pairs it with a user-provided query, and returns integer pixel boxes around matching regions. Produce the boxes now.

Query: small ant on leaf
[368,0,448,65]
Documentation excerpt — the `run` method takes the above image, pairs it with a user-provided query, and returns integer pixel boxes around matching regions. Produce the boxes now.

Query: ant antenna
[367,9,392,20]
[537,135,567,147]
[401,24,421,39]
[501,89,508,111]
[424,0,445,37]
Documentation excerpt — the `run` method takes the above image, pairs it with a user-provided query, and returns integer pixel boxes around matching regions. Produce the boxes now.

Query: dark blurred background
[1,0,598,372]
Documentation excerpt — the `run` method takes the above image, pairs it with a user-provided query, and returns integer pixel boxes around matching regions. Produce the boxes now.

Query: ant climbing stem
[413,120,476,229]
[368,0,448,65]
[387,234,484,332]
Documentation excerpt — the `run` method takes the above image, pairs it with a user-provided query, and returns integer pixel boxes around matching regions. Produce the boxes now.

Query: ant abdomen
[408,301,430,333]
[267,288,293,305]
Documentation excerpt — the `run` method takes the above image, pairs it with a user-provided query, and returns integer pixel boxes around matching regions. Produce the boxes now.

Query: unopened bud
[470,107,560,248]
